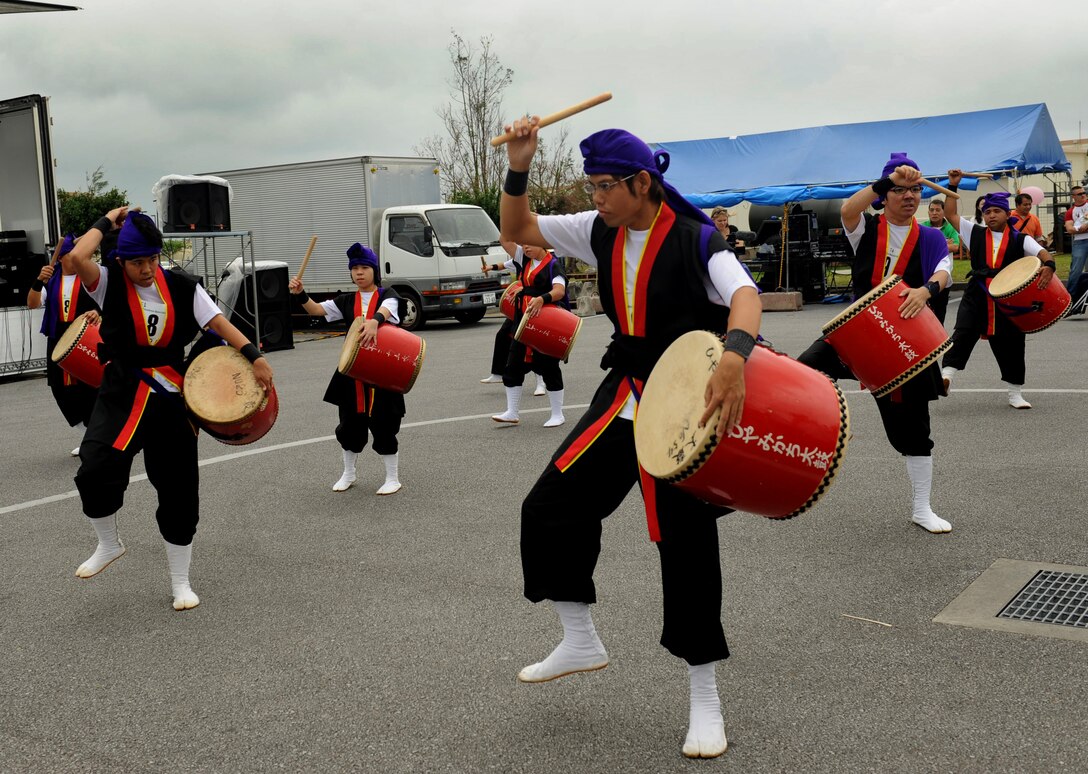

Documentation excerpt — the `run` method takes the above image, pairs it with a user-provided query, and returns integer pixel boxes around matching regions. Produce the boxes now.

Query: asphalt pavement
[2,295,1087,773]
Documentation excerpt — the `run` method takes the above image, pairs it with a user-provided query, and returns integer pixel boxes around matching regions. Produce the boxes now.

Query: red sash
[982,227,1010,338]
[353,290,381,414]
[871,215,920,287]
[59,275,82,323]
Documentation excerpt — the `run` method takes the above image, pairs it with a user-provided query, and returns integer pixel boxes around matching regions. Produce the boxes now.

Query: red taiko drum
[337,317,426,393]
[184,346,278,446]
[988,256,1072,333]
[514,305,581,361]
[52,312,104,387]
[634,331,850,519]
[500,281,523,321]
[821,274,951,397]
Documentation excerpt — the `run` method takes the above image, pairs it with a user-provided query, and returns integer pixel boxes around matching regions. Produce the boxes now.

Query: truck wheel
[400,291,425,331]
[454,308,486,325]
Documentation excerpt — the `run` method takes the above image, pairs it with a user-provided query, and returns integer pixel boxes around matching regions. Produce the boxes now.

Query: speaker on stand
[163,181,232,233]
[228,263,294,353]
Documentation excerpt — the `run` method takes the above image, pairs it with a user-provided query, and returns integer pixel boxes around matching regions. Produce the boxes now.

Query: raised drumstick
[919,178,960,200]
[297,235,318,279]
[48,237,66,267]
[490,92,613,147]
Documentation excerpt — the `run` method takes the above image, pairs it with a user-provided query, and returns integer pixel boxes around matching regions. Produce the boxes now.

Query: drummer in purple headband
[940,171,1056,410]
[797,152,954,535]
[500,118,762,760]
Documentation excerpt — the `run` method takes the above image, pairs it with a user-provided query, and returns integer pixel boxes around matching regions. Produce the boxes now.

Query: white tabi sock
[533,373,546,396]
[906,455,951,533]
[682,662,728,759]
[492,385,522,424]
[480,373,503,384]
[543,389,565,427]
[333,449,358,491]
[518,600,608,683]
[164,539,200,611]
[376,453,402,495]
[1004,381,1032,409]
[75,514,126,578]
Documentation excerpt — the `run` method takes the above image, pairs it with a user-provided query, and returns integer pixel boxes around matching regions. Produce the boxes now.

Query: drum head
[989,256,1041,298]
[184,346,264,423]
[337,316,365,374]
[821,274,900,336]
[51,313,92,363]
[634,330,722,479]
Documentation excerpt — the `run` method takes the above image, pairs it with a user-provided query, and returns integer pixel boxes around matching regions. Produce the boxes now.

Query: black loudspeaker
[0,232,36,308]
[228,265,294,352]
[164,182,231,233]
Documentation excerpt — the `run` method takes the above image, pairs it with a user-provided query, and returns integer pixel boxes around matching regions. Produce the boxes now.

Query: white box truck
[206,156,509,330]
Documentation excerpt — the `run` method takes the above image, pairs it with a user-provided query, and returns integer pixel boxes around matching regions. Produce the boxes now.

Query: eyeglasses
[1073,191,1087,198]
[889,185,923,195]
[582,173,636,195]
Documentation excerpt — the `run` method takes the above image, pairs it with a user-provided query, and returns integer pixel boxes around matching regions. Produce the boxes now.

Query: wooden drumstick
[960,172,994,180]
[48,237,66,267]
[490,92,613,147]
[920,178,960,200]
[297,235,318,279]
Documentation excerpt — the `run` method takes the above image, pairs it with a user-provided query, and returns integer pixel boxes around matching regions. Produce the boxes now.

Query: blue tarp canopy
[654,104,1071,208]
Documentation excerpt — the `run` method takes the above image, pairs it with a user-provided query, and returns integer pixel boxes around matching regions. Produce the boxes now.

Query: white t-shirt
[85,264,223,393]
[507,244,568,288]
[538,210,757,420]
[39,274,81,318]
[320,290,400,324]
[1071,203,1088,240]
[958,219,1044,258]
[844,216,953,286]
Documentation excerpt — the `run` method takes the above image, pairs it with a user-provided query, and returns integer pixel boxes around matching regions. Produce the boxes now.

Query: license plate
[482,292,496,304]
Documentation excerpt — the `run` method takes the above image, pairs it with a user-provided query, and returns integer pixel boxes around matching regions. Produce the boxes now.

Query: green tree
[58,167,127,237]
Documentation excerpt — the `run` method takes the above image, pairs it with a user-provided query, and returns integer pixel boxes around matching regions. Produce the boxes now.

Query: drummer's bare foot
[75,515,125,578]
[683,663,727,759]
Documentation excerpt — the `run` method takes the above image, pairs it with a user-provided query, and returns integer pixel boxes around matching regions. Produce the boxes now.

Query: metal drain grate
[997,570,1088,628]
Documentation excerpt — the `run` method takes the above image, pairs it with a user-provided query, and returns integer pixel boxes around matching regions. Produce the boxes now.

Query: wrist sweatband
[503,169,529,197]
[927,281,942,298]
[1042,260,1056,270]
[373,311,386,325]
[871,177,894,197]
[240,343,261,363]
[294,291,310,304]
[947,183,959,192]
[92,216,113,235]
[723,329,756,360]
[32,279,45,291]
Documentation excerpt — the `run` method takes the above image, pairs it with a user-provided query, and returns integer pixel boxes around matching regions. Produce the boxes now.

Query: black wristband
[240,343,261,363]
[723,329,756,361]
[373,311,386,325]
[927,281,942,298]
[947,183,959,192]
[1042,260,1057,270]
[32,279,45,291]
[294,291,310,304]
[92,216,113,235]
[871,177,894,197]
[503,169,529,197]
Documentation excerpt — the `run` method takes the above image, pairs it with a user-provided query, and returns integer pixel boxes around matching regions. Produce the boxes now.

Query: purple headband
[58,233,76,258]
[580,128,713,227]
[112,211,162,261]
[981,192,1011,213]
[347,242,381,284]
[874,152,920,210]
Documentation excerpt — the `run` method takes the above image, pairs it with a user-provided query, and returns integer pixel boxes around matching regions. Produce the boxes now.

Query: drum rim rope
[652,336,852,520]
[51,312,96,364]
[821,273,902,337]
[514,311,582,362]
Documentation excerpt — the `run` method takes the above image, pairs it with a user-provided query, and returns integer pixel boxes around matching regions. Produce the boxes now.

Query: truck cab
[377,203,509,330]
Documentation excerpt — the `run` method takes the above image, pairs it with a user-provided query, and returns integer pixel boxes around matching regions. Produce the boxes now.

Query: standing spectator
[920,199,957,322]
[1012,193,1046,246]
[1064,185,1088,296]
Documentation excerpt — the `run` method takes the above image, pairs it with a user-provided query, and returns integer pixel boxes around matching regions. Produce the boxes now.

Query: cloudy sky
[1,0,1081,208]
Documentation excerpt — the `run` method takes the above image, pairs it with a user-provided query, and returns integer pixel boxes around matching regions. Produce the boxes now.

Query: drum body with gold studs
[51,311,104,388]
[988,256,1071,333]
[513,306,581,361]
[634,331,849,519]
[500,281,523,321]
[820,275,951,397]
[337,317,426,393]
[184,346,278,445]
